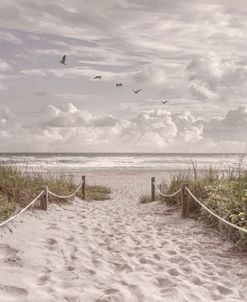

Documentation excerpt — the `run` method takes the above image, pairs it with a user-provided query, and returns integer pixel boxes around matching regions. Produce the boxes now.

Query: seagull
[94,76,102,79]
[162,100,169,104]
[132,89,142,94]
[59,55,66,65]
[116,83,123,87]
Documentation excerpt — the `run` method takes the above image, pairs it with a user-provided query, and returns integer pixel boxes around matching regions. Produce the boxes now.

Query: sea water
[0,153,245,172]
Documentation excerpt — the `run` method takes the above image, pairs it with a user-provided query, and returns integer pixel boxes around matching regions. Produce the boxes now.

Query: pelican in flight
[94,76,102,79]
[162,100,169,104]
[59,55,66,65]
[116,83,123,87]
[132,89,142,94]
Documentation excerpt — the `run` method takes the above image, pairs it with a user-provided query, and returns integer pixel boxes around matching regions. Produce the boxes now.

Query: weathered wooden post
[40,191,44,210]
[181,183,188,218]
[151,177,155,201]
[185,184,190,218]
[41,186,48,211]
[43,186,48,211]
[82,175,86,200]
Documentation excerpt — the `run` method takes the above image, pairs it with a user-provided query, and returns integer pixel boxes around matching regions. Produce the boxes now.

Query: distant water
[0,153,246,172]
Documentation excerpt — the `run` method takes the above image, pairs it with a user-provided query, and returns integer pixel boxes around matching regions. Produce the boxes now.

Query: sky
[0,0,247,152]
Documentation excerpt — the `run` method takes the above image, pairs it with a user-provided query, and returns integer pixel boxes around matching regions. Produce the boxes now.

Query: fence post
[82,175,86,200]
[151,177,155,201]
[185,184,190,218]
[181,183,188,218]
[44,186,48,211]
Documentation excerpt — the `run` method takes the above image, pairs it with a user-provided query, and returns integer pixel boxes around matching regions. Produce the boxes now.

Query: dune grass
[0,164,111,222]
[77,184,112,201]
[159,167,247,249]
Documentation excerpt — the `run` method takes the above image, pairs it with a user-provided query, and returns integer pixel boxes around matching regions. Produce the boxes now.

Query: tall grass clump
[77,185,112,201]
[160,167,247,249]
[0,163,111,222]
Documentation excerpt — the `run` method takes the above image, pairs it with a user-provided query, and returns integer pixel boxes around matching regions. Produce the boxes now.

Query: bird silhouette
[59,55,66,65]
[162,100,169,104]
[132,89,142,94]
[116,83,123,87]
[94,76,102,79]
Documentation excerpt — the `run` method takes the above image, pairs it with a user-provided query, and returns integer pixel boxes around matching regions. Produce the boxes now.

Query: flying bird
[94,76,102,79]
[132,89,142,94]
[59,55,66,65]
[162,100,169,104]
[116,83,123,87]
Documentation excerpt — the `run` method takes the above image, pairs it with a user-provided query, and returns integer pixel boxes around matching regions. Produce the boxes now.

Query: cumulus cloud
[41,103,92,127]
[1,102,246,152]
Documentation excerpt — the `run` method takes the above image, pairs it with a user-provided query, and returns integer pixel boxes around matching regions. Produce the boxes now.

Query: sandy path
[0,170,247,302]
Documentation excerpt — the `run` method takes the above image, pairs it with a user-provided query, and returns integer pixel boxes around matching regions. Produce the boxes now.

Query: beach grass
[159,167,247,249]
[0,164,111,222]
[77,184,112,201]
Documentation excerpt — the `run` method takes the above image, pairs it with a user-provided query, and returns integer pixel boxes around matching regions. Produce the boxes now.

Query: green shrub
[161,168,247,249]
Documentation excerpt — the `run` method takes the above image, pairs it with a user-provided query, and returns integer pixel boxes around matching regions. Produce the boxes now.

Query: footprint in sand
[96,288,121,302]
[37,267,53,285]
[0,285,28,300]
[217,285,233,295]
[46,223,59,231]
[191,276,203,286]
[45,238,58,251]
[0,244,18,258]
[153,253,161,261]
[66,236,75,243]
[168,268,180,276]
[139,256,155,265]
[0,244,22,267]
[69,245,78,259]
[156,277,174,288]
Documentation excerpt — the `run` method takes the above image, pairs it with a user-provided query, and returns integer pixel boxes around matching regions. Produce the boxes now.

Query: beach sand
[0,169,247,302]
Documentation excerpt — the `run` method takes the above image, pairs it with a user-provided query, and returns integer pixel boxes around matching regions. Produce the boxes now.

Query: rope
[185,187,247,234]
[0,190,44,227]
[153,183,182,198]
[48,180,84,199]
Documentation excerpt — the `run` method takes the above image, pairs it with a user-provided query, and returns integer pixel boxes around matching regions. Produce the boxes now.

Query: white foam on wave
[0,153,245,171]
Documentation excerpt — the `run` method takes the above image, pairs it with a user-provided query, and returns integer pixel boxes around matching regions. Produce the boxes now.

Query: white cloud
[41,102,92,127]
[186,52,247,101]
[0,58,12,72]
[133,65,168,85]
[1,103,246,152]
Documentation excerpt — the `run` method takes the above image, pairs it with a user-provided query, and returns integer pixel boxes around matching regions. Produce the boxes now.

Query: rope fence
[48,177,85,199]
[151,176,247,234]
[0,175,86,228]
[0,190,44,228]
[185,187,247,234]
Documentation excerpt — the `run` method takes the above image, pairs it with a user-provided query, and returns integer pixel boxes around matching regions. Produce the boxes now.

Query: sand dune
[0,170,247,302]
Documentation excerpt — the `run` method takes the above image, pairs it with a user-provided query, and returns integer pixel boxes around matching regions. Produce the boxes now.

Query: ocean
[0,153,246,172]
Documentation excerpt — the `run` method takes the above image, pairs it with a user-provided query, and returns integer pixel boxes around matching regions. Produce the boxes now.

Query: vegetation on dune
[0,164,111,222]
[77,184,112,201]
[160,168,247,249]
